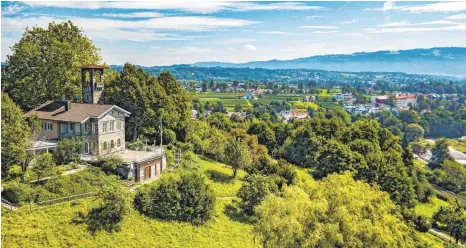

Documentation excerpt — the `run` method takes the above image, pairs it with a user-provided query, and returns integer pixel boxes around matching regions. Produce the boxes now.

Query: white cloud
[377,20,455,27]
[305,15,323,20]
[2,3,25,15]
[245,44,257,50]
[311,31,340,34]
[102,12,164,18]
[446,14,466,20]
[220,38,257,44]
[259,31,288,35]
[340,19,359,25]
[365,24,466,34]
[23,1,325,14]
[166,46,211,55]
[2,15,257,37]
[366,1,466,13]
[299,25,338,29]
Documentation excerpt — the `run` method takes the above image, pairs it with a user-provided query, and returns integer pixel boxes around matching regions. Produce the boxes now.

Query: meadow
[1,159,258,248]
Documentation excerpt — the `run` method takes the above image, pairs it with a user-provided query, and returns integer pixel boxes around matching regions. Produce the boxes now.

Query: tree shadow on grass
[224,200,253,224]
[206,169,234,184]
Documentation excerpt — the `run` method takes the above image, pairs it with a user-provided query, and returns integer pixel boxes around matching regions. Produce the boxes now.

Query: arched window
[102,141,108,150]
[95,71,101,83]
[84,142,90,154]
[110,140,115,149]
[117,138,121,147]
[91,141,98,154]
[85,71,91,82]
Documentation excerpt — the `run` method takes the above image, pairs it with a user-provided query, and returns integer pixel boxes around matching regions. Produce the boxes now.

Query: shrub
[133,170,215,225]
[237,174,279,215]
[97,155,125,175]
[2,181,33,204]
[86,185,129,234]
[414,215,432,232]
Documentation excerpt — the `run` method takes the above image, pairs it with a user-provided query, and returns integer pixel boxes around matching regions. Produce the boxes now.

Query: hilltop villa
[25,65,165,182]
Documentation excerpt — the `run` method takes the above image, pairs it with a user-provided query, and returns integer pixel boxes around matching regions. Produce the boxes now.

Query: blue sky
[2,1,466,66]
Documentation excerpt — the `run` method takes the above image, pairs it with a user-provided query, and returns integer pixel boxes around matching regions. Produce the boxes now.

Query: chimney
[61,95,71,111]
[65,100,71,111]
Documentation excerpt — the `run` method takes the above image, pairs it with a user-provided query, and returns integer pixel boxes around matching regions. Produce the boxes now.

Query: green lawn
[292,101,319,110]
[414,196,449,219]
[2,159,257,248]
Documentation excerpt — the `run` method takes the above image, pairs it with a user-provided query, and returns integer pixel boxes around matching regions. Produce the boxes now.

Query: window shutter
[50,123,53,131]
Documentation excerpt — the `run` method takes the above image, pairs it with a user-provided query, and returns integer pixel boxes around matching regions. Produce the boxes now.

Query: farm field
[1,159,258,248]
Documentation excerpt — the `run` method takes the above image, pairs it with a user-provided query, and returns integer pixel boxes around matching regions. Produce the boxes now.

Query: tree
[313,139,366,179]
[31,153,55,182]
[403,124,424,146]
[104,64,191,141]
[428,139,452,169]
[224,137,252,178]
[398,110,420,124]
[247,121,277,150]
[133,171,215,225]
[86,185,129,234]
[54,137,84,164]
[4,21,100,110]
[1,93,30,179]
[237,174,279,215]
[433,204,466,244]
[254,173,415,248]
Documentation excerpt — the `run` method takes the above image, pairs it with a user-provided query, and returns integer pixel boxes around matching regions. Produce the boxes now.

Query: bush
[2,181,32,204]
[86,185,129,234]
[97,155,125,175]
[414,215,432,232]
[133,170,215,225]
[237,174,279,215]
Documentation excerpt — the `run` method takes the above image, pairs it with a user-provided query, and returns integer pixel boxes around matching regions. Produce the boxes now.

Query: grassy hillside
[1,159,259,248]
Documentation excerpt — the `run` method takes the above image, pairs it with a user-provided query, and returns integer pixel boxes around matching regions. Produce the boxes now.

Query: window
[117,120,122,130]
[69,123,74,132]
[110,140,115,149]
[110,121,115,132]
[60,123,67,134]
[117,139,121,147]
[102,122,108,133]
[85,71,91,82]
[95,71,101,83]
[43,122,53,131]
[85,122,90,132]
[92,123,97,134]
[102,142,108,150]
[84,142,90,154]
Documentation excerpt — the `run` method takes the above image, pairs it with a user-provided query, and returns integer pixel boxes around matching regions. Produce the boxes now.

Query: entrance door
[144,166,151,180]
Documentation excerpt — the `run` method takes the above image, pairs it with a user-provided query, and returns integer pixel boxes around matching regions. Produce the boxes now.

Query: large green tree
[254,173,416,248]
[4,21,101,110]
[224,137,252,178]
[1,93,30,178]
[104,64,191,141]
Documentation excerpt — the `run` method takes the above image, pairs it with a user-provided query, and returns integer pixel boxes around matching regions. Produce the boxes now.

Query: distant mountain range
[192,47,466,78]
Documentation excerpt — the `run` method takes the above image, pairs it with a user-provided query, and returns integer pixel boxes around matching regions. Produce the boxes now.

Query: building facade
[25,65,131,156]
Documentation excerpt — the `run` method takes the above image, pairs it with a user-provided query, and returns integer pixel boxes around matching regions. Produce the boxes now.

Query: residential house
[25,65,165,182]
[393,93,417,107]
[303,95,316,102]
